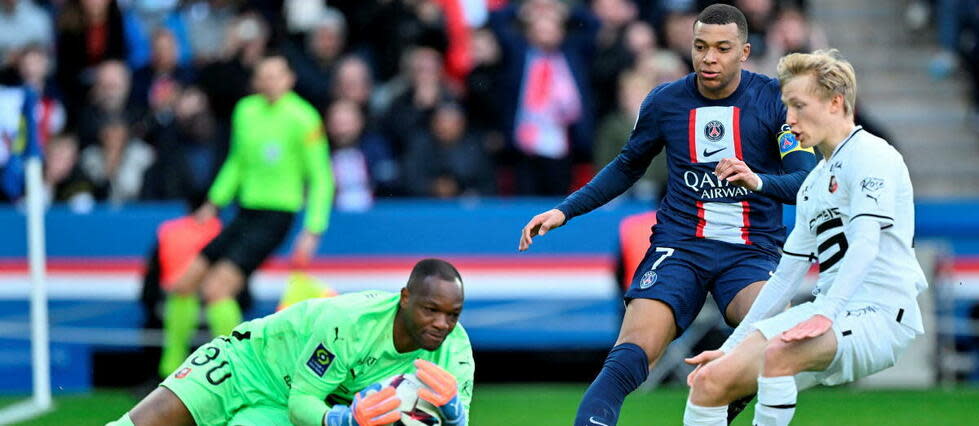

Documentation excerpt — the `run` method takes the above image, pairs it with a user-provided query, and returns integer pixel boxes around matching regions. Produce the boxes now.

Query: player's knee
[168,274,201,295]
[763,340,799,377]
[691,364,735,405]
[201,279,234,303]
[614,335,660,367]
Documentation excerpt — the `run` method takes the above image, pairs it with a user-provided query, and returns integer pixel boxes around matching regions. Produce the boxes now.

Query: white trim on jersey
[696,201,752,245]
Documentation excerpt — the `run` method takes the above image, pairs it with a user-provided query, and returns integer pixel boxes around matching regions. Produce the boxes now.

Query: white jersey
[784,126,927,333]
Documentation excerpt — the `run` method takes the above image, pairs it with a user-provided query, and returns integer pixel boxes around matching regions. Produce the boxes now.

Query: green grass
[3,385,978,425]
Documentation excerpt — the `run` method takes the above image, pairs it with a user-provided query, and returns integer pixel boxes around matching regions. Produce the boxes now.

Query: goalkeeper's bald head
[406,258,464,298]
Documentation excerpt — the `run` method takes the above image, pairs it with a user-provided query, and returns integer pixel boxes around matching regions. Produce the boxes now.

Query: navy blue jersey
[558,70,816,250]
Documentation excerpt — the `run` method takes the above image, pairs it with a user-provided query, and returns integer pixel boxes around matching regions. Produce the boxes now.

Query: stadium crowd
[0,0,830,212]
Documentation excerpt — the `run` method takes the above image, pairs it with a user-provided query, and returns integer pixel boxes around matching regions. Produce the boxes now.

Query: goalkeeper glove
[414,359,467,426]
[324,383,401,426]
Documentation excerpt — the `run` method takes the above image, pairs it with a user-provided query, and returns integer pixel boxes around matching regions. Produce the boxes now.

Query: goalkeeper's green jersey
[226,290,475,426]
[207,91,334,234]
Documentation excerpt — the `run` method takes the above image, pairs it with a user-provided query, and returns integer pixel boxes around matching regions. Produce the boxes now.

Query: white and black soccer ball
[379,373,443,426]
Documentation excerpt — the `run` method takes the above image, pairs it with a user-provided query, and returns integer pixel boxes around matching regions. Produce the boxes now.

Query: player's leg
[575,244,709,426]
[160,217,243,377]
[202,260,246,336]
[202,209,295,336]
[106,387,194,426]
[159,255,209,377]
[684,331,766,426]
[744,302,837,426]
[723,280,765,324]
[709,243,781,423]
[752,326,836,426]
[575,299,677,426]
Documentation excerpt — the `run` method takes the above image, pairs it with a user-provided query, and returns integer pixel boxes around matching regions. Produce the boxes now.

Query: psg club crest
[704,120,725,142]
[640,270,658,289]
[828,175,838,193]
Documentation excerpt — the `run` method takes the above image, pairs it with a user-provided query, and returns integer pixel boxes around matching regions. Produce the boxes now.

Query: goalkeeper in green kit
[158,55,335,378]
[109,259,474,426]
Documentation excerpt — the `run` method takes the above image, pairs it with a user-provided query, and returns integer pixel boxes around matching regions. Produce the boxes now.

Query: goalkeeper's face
[402,277,464,351]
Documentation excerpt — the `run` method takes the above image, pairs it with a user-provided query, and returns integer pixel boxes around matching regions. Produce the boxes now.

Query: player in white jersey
[680,49,928,426]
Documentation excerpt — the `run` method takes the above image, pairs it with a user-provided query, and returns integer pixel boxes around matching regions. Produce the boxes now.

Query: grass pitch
[2,384,977,425]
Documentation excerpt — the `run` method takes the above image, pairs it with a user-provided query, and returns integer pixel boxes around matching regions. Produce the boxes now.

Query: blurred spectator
[136,74,181,146]
[197,12,268,122]
[358,0,448,82]
[55,0,128,113]
[181,0,238,64]
[464,28,504,136]
[131,28,194,112]
[80,116,155,204]
[594,71,666,202]
[751,7,827,75]
[624,20,658,58]
[285,7,347,110]
[282,0,326,36]
[403,102,494,198]
[331,54,374,112]
[662,11,696,70]
[327,99,398,211]
[0,0,53,65]
[121,0,193,69]
[632,49,688,87]
[735,0,776,57]
[928,0,979,114]
[489,0,598,195]
[76,60,141,148]
[43,133,95,212]
[141,86,219,201]
[590,0,640,121]
[434,0,481,84]
[1,44,66,147]
[380,46,457,156]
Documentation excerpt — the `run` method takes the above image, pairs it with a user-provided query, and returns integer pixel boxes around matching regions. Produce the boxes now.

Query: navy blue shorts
[624,238,779,335]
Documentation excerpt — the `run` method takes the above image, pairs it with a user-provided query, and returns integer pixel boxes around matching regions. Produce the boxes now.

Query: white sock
[683,398,727,426]
[753,375,797,426]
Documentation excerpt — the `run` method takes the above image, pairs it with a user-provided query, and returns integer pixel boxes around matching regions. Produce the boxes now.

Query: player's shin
[573,343,649,426]
[206,298,242,336]
[752,376,797,426]
[683,398,727,426]
[160,294,200,378]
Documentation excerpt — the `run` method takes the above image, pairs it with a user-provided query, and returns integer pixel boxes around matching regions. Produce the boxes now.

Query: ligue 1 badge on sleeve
[640,270,658,289]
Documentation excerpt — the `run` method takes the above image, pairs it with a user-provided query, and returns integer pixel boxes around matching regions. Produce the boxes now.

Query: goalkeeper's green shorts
[161,337,291,425]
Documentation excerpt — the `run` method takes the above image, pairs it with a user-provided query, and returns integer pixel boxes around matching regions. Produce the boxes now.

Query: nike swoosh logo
[589,417,609,426]
[703,147,725,157]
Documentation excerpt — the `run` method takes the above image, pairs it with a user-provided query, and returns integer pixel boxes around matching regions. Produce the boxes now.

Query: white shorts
[753,302,917,390]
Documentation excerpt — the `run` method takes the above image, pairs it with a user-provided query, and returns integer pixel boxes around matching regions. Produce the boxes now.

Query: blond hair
[777,49,857,116]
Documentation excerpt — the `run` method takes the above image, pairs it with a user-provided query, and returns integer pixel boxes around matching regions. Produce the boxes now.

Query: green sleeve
[288,313,351,426]
[299,108,334,234]
[442,332,476,414]
[289,393,329,426]
[207,104,244,206]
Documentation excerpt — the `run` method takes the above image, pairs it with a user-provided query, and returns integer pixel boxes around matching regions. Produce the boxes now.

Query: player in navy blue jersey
[517,5,817,426]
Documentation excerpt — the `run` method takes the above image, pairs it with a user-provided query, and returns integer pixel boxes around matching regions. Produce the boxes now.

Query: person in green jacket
[159,55,334,378]
[109,259,473,426]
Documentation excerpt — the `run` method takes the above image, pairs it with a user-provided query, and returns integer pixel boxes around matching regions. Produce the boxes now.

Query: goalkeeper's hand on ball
[415,359,467,425]
[324,383,401,426]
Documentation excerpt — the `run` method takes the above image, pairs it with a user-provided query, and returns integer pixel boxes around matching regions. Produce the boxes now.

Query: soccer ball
[380,373,443,426]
